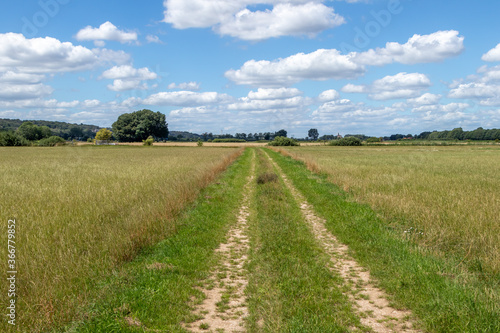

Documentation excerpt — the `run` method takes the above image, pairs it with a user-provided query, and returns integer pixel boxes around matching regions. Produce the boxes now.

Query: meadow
[0,146,240,332]
[278,145,500,275]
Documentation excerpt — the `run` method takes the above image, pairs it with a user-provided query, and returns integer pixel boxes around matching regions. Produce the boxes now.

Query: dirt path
[264,150,421,333]
[185,152,255,333]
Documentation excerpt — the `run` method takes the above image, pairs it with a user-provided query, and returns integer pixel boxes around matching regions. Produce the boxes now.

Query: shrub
[37,136,66,147]
[268,136,300,146]
[366,137,382,143]
[257,173,279,184]
[143,136,154,146]
[197,140,204,147]
[329,137,362,146]
[0,131,30,146]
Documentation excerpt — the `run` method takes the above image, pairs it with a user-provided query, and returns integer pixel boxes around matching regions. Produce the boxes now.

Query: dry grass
[279,145,500,275]
[0,146,241,332]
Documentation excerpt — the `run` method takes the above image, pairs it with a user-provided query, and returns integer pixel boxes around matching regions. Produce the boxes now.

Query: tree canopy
[16,122,52,141]
[308,128,319,140]
[112,109,168,142]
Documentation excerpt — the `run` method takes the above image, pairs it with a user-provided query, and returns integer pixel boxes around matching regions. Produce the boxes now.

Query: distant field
[279,145,500,275]
[0,146,240,332]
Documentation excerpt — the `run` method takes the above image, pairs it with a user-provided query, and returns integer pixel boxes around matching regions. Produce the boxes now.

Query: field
[0,146,241,332]
[1,144,499,332]
[278,145,500,275]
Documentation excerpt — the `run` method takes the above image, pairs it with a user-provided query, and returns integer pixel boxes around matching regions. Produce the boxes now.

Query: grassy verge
[266,148,499,332]
[62,148,253,332]
[245,149,363,332]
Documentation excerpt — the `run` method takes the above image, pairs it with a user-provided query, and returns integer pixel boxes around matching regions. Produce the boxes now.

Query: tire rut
[264,150,421,333]
[185,151,255,333]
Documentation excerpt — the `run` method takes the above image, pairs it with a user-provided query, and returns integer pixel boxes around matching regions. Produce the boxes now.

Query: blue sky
[1,0,500,137]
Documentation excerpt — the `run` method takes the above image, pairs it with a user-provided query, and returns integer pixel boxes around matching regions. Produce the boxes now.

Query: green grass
[0,146,240,332]
[245,149,364,332]
[280,145,500,275]
[61,147,254,332]
[266,148,499,332]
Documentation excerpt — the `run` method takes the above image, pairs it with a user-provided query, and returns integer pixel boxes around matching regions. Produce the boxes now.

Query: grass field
[276,145,500,275]
[2,144,499,332]
[0,146,240,332]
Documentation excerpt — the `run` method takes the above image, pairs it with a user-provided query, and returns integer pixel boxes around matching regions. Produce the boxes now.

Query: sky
[1,0,500,137]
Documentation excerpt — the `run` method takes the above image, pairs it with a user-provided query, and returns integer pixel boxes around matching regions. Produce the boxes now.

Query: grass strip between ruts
[244,148,364,332]
[266,148,499,333]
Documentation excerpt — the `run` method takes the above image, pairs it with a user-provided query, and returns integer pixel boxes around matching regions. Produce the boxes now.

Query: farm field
[0,146,241,332]
[278,145,500,275]
[1,145,499,333]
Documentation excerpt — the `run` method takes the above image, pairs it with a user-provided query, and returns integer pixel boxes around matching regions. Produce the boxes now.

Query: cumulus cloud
[247,87,302,100]
[101,65,158,91]
[317,89,340,102]
[226,31,464,87]
[406,93,442,106]
[168,82,201,91]
[75,21,138,45]
[143,91,232,106]
[163,0,345,41]
[0,82,53,100]
[225,49,365,87]
[0,33,100,73]
[217,2,344,41]
[341,72,432,100]
[482,43,500,62]
[354,30,465,66]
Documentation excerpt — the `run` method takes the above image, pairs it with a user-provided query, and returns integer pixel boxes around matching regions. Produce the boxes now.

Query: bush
[328,137,362,146]
[142,136,154,146]
[0,131,30,146]
[197,140,203,147]
[366,137,382,143]
[268,136,300,146]
[37,136,66,147]
[257,173,279,184]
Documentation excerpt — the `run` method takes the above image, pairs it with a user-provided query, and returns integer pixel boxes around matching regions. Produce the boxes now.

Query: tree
[16,122,52,141]
[275,129,287,137]
[95,128,113,141]
[112,109,168,142]
[308,128,319,140]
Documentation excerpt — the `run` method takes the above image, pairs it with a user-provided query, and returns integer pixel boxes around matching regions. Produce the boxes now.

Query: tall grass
[0,146,240,332]
[278,146,500,275]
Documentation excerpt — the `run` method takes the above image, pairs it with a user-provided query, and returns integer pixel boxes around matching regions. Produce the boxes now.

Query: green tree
[95,128,113,141]
[112,109,168,142]
[275,129,287,137]
[16,122,52,141]
[308,128,319,140]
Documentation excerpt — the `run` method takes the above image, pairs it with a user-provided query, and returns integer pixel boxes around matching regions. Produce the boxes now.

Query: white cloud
[0,82,53,100]
[226,31,463,87]
[168,82,201,91]
[354,30,465,66]
[101,65,158,92]
[406,93,442,106]
[247,87,302,100]
[448,82,500,99]
[341,72,432,100]
[75,21,138,44]
[225,48,365,87]
[163,0,345,41]
[143,91,232,106]
[482,43,500,62]
[0,33,100,73]
[217,2,344,41]
[146,35,163,44]
[0,71,44,84]
[317,89,340,102]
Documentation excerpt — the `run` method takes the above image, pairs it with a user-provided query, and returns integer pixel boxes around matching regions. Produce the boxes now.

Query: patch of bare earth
[265,151,421,333]
[185,154,255,333]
